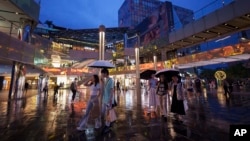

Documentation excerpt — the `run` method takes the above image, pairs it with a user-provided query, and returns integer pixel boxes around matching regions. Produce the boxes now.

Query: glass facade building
[118,0,162,28]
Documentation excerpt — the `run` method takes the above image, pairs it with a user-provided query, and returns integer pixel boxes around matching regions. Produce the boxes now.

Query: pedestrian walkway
[0,88,249,141]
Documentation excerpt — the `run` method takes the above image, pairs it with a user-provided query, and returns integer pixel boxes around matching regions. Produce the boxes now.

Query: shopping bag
[183,99,188,111]
[106,108,117,123]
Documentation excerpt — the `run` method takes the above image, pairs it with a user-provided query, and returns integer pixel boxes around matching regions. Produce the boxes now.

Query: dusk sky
[39,0,215,29]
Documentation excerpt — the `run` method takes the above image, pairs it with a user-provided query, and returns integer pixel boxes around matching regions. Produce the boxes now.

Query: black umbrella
[140,69,156,80]
[155,68,180,82]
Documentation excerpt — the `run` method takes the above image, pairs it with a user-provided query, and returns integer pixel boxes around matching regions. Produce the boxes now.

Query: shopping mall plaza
[0,0,250,141]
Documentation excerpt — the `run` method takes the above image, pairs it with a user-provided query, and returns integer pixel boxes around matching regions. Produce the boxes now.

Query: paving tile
[0,89,249,141]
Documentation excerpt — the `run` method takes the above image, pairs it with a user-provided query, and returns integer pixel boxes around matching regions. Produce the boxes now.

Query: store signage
[214,70,226,80]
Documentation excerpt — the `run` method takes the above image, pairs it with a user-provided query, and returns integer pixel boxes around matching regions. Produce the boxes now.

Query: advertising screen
[136,1,174,47]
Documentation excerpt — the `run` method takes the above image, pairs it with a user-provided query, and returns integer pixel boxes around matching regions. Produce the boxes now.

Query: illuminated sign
[42,67,89,75]
[214,71,226,80]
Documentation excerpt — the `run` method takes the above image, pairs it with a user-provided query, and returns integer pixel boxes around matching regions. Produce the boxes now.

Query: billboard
[136,1,174,47]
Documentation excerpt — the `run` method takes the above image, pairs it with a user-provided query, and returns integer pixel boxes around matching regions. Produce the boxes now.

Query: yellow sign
[214,71,226,80]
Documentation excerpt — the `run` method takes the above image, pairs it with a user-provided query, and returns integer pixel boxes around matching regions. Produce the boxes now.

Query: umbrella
[155,68,180,82]
[88,60,115,68]
[140,69,156,80]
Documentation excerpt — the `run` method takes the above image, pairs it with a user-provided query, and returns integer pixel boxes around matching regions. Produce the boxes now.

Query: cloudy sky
[39,0,216,29]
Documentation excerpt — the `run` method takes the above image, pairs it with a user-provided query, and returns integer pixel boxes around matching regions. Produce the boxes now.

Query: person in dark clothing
[71,78,78,103]
[116,81,121,92]
[24,82,29,94]
[223,80,230,96]
[194,77,202,99]
[54,84,60,97]
[43,82,49,96]
[170,75,185,122]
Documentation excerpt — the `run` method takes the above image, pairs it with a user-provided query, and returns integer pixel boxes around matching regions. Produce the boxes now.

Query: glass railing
[10,0,40,21]
[172,0,235,31]
[177,31,244,56]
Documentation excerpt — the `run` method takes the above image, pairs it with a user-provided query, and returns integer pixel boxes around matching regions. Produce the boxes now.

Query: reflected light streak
[125,90,133,110]
[203,88,208,100]
[217,92,226,107]
[169,122,177,138]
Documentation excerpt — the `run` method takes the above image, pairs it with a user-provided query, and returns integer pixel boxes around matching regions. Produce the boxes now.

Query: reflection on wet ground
[0,88,249,141]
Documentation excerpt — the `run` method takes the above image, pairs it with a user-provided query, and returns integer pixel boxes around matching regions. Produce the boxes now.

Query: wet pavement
[0,88,249,141]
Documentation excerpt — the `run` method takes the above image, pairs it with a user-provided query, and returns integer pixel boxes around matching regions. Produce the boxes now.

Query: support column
[153,54,157,71]
[161,48,167,61]
[99,25,105,60]
[135,34,141,106]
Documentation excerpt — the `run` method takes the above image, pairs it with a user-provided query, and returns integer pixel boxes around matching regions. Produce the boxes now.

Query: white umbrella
[155,68,180,82]
[88,60,115,68]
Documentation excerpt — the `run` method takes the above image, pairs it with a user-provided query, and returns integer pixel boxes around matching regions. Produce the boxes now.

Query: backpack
[70,82,75,90]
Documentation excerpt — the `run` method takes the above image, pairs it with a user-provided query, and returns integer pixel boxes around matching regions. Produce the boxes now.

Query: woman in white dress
[76,75,101,131]
[148,74,158,113]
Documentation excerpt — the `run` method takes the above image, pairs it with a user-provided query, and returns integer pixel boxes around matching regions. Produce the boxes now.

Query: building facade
[118,0,163,28]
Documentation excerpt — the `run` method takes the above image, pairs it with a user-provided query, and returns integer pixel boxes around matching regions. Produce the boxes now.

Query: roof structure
[51,27,137,48]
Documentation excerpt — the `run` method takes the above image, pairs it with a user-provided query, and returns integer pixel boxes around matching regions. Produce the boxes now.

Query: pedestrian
[70,78,78,103]
[43,82,48,96]
[24,82,29,94]
[148,73,158,113]
[184,76,194,99]
[53,84,60,97]
[170,74,186,122]
[116,81,121,92]
[156,74,168,121]
[194,76,202,100]
[100,68,115,134]
[76,75,101,131]
[223,80,230,96]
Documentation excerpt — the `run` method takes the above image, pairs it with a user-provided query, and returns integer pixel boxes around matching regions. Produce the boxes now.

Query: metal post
[9,23,13,36]
[99,25,105,60]
[8,61,16,100]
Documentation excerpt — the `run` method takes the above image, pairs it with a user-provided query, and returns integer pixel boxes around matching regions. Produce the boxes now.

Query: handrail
[171,0,235,31]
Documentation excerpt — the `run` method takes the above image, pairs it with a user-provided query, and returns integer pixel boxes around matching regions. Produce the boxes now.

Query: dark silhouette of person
[116,81,121,92]
[223,80,230,96]
[43,82,49,96]
[24,82,29,94]
[71,78,78,103]
[54,84,60,97]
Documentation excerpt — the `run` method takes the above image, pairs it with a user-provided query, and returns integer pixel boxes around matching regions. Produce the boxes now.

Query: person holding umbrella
[100,68,115,134]
[170,74,186,122]
[76,75,101,131]
[156,74,169,121]
[147,73,158,114]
